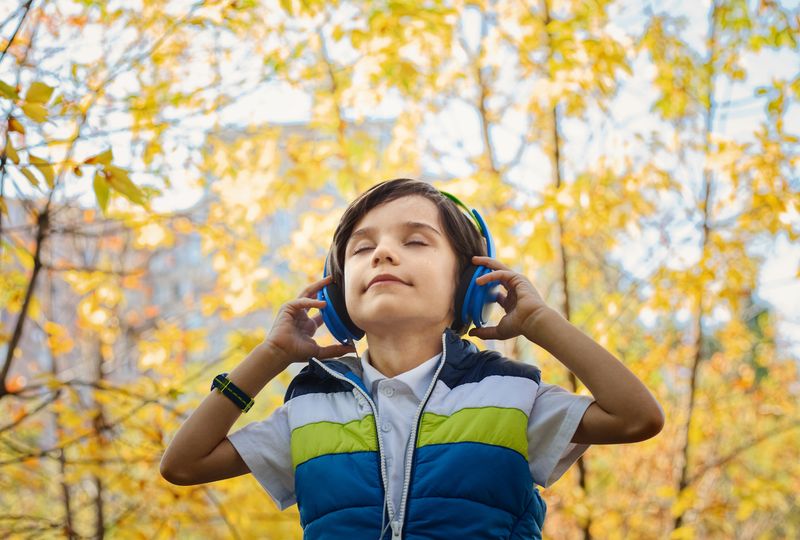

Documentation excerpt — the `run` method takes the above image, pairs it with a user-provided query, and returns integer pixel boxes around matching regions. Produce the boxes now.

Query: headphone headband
[438,189,482,233]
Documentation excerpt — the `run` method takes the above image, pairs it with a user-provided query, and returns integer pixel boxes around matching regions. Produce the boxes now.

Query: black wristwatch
[211,373,254,413]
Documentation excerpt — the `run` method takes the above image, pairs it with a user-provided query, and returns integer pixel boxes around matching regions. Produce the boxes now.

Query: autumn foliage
[1,0,798,538]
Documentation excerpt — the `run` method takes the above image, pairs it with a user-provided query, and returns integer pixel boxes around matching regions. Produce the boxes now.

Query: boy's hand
[467,255,550,341]
[263,275,357,367]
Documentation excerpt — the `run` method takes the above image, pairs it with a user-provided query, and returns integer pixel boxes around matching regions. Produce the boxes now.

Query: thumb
[317,343,358,359]
[469,326,497,340]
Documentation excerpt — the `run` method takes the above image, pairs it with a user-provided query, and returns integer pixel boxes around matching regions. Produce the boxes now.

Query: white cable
[378,486,391,540]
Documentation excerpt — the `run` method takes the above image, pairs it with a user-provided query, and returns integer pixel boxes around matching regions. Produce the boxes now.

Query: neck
[364,325,447,378]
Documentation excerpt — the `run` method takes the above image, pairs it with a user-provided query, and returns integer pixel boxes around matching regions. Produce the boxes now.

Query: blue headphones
[317,189,500,345]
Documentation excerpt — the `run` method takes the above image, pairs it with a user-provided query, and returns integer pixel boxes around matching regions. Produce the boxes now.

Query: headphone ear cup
[319,254,363,345]
[464,264,498,329]
[326,279,364,341]
[451,263,479,334]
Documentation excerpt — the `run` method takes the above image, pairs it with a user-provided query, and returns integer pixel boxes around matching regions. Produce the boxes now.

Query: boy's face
[343,195,459,336]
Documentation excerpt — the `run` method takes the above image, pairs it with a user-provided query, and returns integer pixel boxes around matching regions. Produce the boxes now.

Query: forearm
[160,342,289,471]
[524,307,664,424]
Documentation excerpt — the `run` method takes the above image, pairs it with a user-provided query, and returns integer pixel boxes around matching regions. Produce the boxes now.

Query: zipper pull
[391,520,401,538]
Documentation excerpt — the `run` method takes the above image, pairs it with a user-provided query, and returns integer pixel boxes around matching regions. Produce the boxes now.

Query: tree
[1,0,798,538]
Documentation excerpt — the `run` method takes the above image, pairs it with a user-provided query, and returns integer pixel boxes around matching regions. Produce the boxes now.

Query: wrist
[523,306,562,343]
[257,340,293,369]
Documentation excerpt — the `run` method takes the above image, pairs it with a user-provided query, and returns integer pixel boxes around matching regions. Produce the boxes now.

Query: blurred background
[1,0,798,538]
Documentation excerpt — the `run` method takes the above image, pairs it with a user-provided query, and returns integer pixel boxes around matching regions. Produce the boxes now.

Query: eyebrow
[349,221,443,243]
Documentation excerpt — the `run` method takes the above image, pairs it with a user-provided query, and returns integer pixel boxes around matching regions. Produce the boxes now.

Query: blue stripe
[294,451,384,528]
[403,495,544,540]
[409,442,534,517]
[302,506,385,540]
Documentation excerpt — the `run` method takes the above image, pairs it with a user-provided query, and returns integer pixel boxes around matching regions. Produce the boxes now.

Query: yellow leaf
[21,102,48,123]
[3,135,19,164]
[671,486,697,518]
[670,525,696,540]
[0,80,19,100]
[29,154,54,188]
[736,499,755,521]
[44,321,74,356]
[43,374,62,390]
[8,116,25,134]
[85,148,113,165]
[20,167,40,187]
[279,0,294,14]
[93,172,109,212]
[25,81,54,104]
[104,165,147,206]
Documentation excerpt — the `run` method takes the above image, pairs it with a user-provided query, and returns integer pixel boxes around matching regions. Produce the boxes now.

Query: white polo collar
[360,349,442,401]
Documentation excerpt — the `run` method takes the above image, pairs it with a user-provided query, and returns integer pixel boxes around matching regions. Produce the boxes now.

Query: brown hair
[326,178,487,332]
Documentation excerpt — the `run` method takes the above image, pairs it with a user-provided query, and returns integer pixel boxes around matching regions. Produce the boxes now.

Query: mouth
[369,280,406,288]
[366,277,410,290]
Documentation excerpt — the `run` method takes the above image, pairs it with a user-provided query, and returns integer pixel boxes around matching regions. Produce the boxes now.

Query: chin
[352,308,447,330]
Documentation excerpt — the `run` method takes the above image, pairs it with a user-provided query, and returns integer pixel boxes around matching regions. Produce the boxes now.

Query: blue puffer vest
[283,327,546,539]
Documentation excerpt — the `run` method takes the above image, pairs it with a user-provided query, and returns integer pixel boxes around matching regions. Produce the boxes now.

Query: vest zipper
[310,359,396,525]
[393,331,449,539]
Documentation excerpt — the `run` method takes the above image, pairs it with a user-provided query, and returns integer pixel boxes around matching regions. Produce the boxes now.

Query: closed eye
[353,241,427,255]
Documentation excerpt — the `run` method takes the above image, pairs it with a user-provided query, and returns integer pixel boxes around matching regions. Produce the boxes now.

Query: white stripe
[286,389,369,431]
[425,375,539,417]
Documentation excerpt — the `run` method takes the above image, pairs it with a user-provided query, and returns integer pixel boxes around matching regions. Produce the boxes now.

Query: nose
[371,242,397,266]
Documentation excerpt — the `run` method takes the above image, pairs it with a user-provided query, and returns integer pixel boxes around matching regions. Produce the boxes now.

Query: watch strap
[211,373,254,413]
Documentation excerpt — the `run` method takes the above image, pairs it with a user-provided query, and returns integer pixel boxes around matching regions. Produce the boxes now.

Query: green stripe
[417,407,528,457]
[290,415,378,468]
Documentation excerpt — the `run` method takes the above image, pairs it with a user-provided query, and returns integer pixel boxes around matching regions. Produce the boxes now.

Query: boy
[160,178,665,539]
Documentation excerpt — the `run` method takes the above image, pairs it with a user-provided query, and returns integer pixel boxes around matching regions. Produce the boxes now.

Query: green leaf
[25,81,54,104]
[93,172,109,213]
[21,102,48,123]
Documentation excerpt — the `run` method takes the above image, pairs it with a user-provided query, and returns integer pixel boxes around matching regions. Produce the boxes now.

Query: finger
[468,325,500,340]
[494,291,508,309]
[311,313,324,327]
[471,255,512,271]
[299,275,334,298]
[289,297,327,311]
[317,343,358,359]
[474,269,514,287]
